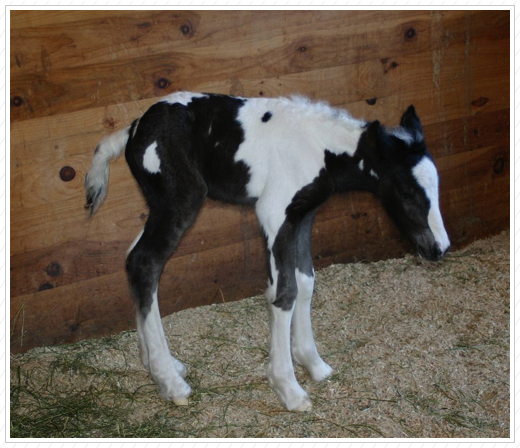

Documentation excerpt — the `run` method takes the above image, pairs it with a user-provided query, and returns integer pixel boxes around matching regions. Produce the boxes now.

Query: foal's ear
[400,105,423,135]
[366,120,382,148]
[364,120,389,166]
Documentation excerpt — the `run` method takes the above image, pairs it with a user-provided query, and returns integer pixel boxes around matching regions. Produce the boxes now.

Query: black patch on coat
[324,149,378,194]
[261,111,272,122]
[124,93,259,315]
[188,94,256,205]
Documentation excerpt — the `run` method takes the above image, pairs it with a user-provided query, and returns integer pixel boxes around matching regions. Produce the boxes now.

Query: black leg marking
[270,211,316,311]
[269,170,333,311]
[126,205,203,315]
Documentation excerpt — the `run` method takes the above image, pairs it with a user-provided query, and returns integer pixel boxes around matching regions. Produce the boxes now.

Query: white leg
[265,259,312,412]
[267,302,313,411]
[136,309,150,371]
[137,289,190,405]
[292,269,333,382]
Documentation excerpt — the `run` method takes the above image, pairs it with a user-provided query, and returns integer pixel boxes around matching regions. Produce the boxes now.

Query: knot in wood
[157,78,170,89]
[180,23,192,36]
[59,166,76,182]
[405,28,416,40]
[11,96,23,107]
[493,156,506,174]
[46,262,63,277]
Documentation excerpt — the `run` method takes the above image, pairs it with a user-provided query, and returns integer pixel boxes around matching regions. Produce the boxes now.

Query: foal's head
[360,105,450,261]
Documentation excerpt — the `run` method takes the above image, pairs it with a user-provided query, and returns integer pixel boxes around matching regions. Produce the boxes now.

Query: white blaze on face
[412,157,450,253]
[143,141,161,174]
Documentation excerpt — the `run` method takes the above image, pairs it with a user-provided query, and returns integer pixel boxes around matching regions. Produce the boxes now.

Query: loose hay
[11,230,510,438]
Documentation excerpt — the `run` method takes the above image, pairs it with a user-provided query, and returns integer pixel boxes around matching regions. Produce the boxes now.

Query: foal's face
[362,105,450,262]
[379,152,450,262]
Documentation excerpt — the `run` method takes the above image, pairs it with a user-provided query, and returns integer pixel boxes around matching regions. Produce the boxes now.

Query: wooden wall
[10,10,510,353]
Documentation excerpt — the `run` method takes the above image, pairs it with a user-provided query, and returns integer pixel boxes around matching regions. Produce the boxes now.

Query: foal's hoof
[288,395,313,412]
[159,378,192,406]
[172,396,189,406]
[309,361,333,382]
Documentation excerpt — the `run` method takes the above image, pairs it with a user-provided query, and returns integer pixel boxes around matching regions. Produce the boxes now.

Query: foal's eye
[399,191,414,201]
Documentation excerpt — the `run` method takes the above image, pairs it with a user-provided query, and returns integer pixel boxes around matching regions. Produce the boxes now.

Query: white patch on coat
[358,159,364,171]
[236,96,365,237]
[143,142,161,174]
[370,169,378,179]
[412,157,450,252]
[161,91,207,106]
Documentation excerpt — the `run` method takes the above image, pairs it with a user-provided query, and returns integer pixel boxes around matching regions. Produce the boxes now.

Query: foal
[85,92,450,411]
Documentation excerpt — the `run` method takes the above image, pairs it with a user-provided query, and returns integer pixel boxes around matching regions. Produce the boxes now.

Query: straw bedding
[11,230,510,438]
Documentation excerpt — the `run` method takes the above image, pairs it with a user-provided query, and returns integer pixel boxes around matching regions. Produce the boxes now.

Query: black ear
[400,105,423,136]
[362,120,389,168]
[366,120,382,148]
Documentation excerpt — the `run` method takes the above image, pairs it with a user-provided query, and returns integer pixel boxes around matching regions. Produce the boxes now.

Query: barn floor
[10,231,510,439]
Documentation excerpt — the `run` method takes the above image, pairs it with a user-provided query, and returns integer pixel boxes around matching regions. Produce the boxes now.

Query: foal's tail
[84,126,130,216]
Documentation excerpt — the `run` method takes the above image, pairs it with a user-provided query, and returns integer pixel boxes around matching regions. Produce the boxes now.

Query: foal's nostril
[431,243,451,261]
[420,243,444,262]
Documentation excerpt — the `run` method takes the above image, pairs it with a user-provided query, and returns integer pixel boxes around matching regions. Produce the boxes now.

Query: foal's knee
[295,270,314,301]
[271,282,298,311]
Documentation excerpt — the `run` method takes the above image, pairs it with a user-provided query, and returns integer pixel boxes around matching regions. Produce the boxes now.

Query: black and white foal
[85,92,450,411]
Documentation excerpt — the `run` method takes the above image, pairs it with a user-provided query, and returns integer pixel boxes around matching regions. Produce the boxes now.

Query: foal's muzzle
[417,242,450,262]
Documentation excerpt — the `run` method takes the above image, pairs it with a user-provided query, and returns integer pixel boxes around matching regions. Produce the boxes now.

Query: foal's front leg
[266,280,313,411]
[292,269,333,382]
[265,241,313,412]
[290,213,333,382]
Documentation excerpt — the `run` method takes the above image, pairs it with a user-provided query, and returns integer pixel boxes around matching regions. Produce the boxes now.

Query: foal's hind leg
[126,175,207,405]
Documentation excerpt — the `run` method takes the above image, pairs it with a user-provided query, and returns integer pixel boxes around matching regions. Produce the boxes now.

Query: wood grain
[10,10,510,353]
[11,10,507,122]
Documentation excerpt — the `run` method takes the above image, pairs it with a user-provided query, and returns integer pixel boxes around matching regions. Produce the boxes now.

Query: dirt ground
[11,230,510,438]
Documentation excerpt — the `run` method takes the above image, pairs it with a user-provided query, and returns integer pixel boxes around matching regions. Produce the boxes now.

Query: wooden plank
[434,145,510,246]
[10,33,510,172]
[13,10,503,121]
[12,10,507,79]
[10,10,433,74]
[10,10,154,29]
